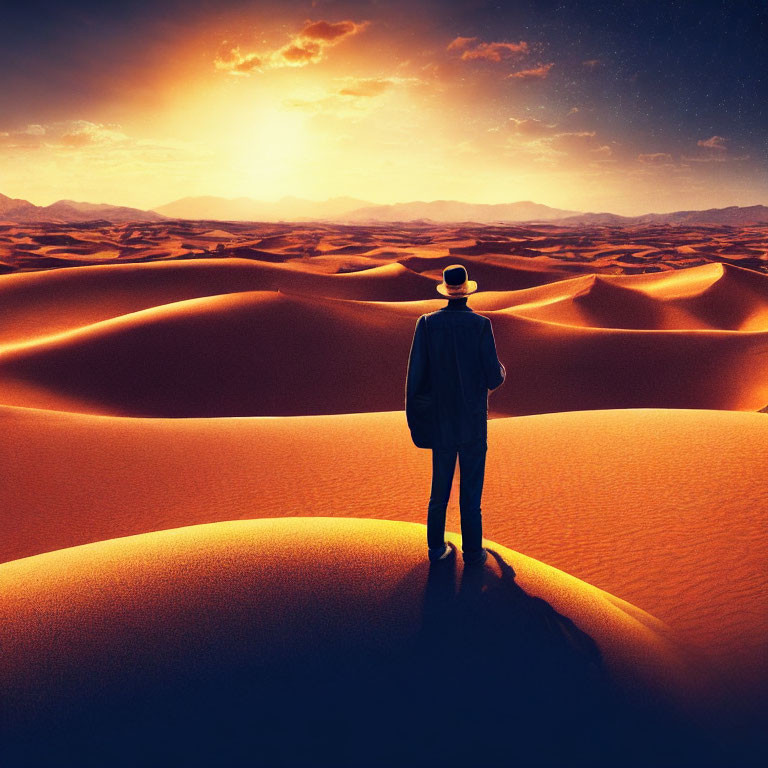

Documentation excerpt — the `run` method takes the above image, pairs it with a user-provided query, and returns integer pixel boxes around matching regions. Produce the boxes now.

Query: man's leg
[427,447,458,550]
[457,437,487,557]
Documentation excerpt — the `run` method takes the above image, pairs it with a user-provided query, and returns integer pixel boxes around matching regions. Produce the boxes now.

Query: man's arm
[405,315,430,411]
[480,319,505,391]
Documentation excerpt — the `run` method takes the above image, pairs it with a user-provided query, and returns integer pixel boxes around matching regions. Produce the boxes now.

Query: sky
[1,0,766,215]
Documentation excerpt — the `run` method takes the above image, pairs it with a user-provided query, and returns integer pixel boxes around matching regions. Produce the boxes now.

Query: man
[405,264,506,566]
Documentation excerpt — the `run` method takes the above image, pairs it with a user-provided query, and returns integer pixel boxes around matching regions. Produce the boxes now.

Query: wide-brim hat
[436,263,478,297]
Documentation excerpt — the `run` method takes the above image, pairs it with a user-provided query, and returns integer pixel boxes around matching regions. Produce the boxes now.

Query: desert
[1,219,766,765]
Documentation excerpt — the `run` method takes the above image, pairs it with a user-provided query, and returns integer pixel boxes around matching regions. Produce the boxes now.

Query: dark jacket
[405,298,506,449]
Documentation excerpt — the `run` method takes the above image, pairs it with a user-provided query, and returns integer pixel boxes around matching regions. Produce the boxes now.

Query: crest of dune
[0,260,768,416]
[1,517,712,766]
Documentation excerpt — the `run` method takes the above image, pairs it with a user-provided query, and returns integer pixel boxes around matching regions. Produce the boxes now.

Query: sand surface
[1,258,768,415]
[2,220,767,275]
[1,404,765,693]
[0,222,766,764]
[0,518,721,767]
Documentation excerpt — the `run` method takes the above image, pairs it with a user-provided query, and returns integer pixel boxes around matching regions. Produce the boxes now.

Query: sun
[225,106,308,191]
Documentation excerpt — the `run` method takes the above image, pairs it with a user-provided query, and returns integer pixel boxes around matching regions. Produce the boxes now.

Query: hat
[436,264,478,297]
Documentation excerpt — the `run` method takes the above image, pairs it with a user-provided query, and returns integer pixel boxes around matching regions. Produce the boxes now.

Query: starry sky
[1,0,766,214]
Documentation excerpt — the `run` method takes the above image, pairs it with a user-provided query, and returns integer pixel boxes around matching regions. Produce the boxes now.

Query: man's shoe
[463,548,487,566]
[428,542,455,563]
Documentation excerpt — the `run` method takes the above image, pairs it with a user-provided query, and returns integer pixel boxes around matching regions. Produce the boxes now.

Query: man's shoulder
[422,309,488,323]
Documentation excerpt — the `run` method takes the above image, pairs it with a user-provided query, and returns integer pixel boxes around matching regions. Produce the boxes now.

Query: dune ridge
[2,517,723,767]
[1,260,768,416]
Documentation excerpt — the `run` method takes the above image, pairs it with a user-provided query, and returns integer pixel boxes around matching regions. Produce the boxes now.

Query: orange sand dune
[504,261,768,331]
[1,261,768,416]
[0,257,437,349]
[3,220,767,276]
[1,518,727,767]
[1,405,764,694]
[0,290,435,416]
[398,252,579,289]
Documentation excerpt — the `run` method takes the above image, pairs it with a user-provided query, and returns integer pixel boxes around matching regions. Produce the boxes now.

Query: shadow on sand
[3,546,733,768]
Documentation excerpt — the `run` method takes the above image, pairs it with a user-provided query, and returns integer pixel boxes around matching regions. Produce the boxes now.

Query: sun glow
[224,106,308,188]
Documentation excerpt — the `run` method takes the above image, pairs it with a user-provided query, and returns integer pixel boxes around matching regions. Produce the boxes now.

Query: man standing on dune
[405,264,506,566]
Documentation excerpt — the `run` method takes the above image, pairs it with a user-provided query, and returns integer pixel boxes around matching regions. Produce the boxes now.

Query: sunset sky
[1,0,766,215]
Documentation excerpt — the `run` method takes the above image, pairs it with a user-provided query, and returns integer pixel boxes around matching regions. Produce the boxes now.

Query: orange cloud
[697,135,727,150]
[301,20,364,42]
[282,76,418,114]
[453,40,529,62]
[506,63,554,80]
[337,77,395,98]
[276,40,323,66]
[214,44,263,75]
[446,36,477,52]
[582,59,604,71]
[214,19,368,75]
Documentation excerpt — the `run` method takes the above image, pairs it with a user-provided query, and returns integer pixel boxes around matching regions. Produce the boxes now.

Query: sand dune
[1,405,764,695]
[1,220,766,764]
[0,257,436,349]
[1,261,768,416]
[0,290,430,416]
[1,518,719,767]
[3,220,767,276]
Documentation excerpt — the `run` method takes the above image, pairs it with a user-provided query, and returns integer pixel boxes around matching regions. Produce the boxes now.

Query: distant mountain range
[0,193,164,224]
[337,199,578,223]
[153,196,577,222]
[153,195,372,221]
[2,190,768,227]
[551,205,768,227]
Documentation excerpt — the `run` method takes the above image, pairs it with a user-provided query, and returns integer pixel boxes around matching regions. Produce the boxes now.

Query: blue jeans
[427,437,487,556]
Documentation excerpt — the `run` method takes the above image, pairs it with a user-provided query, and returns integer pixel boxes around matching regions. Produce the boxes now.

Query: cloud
[275,40,324,66]
[0,120,129,150]
[59,121,129,147]
[547,130,599,154]
[508,117,559,136]
[697,135,727,150]
[504,115,615,168]
[506,63,554,80]
[450,39,529,62]
[681,152,749,164]
[214,19,368,75]
[582,59,604,71]
[638,152,674,164]
[214,43,263,75]
[283,76,419,115]
[446,36,477,52]
[336,77,397,98]
[300,20,362,42]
